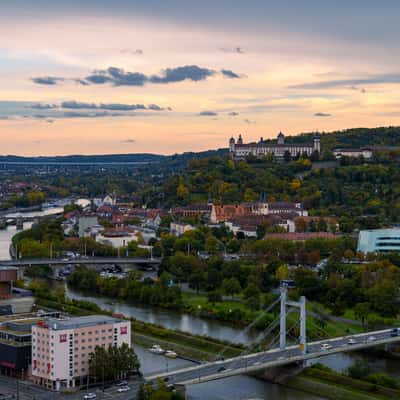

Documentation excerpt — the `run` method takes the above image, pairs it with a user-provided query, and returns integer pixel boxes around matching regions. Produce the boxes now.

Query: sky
[1,0,400,155]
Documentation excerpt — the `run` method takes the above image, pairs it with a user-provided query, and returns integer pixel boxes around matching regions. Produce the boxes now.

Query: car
[83,393,97,400]
[348,338,356,345]
[367,336,377,342]
[277,356,285,361]
[117,386,130,393]
[116,380,128,386]
[217,366,226,373]
[390,328,399,337]
[253,361,262,366]
[321,343,332,350]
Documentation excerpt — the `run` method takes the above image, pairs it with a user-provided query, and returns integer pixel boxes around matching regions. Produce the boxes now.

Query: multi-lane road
[0,257,161,267]
[146,328,400,386]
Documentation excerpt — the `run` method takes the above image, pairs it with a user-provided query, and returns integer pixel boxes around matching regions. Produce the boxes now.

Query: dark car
[217,366,226,373]
[390,328,399,337]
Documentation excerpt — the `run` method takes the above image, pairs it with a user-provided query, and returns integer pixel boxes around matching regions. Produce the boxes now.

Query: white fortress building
[229,132,321,160]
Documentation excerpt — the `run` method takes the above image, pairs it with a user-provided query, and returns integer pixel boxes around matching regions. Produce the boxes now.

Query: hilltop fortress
[229,132,321,160]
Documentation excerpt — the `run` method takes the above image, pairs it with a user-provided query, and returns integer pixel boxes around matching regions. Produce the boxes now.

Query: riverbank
[34,295,244,361]
[284,366,400,400]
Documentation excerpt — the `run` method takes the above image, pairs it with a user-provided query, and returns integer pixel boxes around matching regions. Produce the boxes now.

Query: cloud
[228,111,239,116]
[244,118,256,124]
[198,111,218,116]
[149,65,215,84]
[30,103,57,109]
[62,111,126,118]
[32,65,240,87]
[121,139,135,143]
[220,47,245,54]
[221,69,241,79]
[31,76,64,85]
[314,112,332,117]
[289,73,400,89]
[60,101,167,111]
[120,49,143,56]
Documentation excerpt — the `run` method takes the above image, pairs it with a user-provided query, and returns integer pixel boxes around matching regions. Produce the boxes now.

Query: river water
[2,208,399,399]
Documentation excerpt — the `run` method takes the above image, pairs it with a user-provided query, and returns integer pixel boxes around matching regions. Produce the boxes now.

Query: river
[0,207,64,259]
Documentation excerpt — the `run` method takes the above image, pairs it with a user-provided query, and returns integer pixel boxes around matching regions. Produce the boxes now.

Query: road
[0,257,161,267]
[0,375,142,400]
[146,328,400,386]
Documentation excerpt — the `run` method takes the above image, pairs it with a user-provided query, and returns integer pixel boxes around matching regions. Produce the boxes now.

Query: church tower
[277,132,285,145]
[229,136,235,153]
[313,134,321,153]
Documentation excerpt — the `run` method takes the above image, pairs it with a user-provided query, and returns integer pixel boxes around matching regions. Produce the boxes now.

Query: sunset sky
[2,0,400,155]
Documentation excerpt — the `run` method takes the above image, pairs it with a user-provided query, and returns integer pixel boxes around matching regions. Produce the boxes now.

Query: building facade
[229,132,320,159]
[31,315,131,391]
[332,148,373,159]
[357,228,400,254]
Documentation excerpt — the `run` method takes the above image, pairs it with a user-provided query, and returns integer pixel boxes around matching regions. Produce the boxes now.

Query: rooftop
[43,315,124,331]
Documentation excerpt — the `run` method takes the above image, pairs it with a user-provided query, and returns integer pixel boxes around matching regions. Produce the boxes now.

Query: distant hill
[0,148,227,164]
[280,126,400,151]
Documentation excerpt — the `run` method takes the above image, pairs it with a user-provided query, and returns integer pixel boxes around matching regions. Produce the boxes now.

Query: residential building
[78,214,99,238]
[170,222,194,236]
[171,203,212,219]
[332,148,373,159]
[31,315,131,391]
[229,132,320,160]
[357,228,400,254]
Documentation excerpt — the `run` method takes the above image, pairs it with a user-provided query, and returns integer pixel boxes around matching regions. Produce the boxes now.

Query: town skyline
[2,1,400,155]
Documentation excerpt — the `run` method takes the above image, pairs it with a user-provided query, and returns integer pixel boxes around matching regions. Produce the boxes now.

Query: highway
[0,257,161,267]
[146,328,400,386]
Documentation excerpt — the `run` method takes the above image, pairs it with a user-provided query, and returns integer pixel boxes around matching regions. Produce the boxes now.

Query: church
[229,132,321,160]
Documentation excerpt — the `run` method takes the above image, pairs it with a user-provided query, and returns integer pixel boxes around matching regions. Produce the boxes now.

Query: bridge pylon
[279,283,307,354]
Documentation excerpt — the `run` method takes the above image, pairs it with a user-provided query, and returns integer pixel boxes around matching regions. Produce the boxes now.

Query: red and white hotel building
[31,315,130,391]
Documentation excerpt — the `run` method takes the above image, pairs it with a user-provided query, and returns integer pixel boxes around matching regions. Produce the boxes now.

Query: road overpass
[0,257,162,267]
[146,328,400,386]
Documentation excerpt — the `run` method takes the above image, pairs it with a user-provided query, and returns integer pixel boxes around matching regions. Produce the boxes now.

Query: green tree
[222,277,241,299]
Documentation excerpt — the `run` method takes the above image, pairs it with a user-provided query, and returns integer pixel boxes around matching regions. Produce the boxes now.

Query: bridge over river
[0,257,161,267]
[146,285,400,395]
[147,328,400,386]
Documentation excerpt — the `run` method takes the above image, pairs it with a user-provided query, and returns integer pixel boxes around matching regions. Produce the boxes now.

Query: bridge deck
[0,257,161,266]
[146,328,400,385]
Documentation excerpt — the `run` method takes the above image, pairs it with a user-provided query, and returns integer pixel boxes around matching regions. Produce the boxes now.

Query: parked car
[321,343,332,350]
[116,380,128,386]
[83,393,96,400]
[348,338,356,345]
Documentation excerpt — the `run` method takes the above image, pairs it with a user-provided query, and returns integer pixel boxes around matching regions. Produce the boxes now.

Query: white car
[367,336,376,342]
[321,343,332,350]
[348,338,356,345]
[117,386,130,393]
[83,393,96,400]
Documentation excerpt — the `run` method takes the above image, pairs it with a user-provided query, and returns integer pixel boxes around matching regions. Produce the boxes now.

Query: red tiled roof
[265,232,339,241]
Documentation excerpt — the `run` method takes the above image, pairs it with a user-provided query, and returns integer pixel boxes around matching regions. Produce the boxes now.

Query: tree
[89,343,140,381]
[354,302,371,328]
[295,217,307,233]
[208,290,222,305]
[222,277,241,298]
